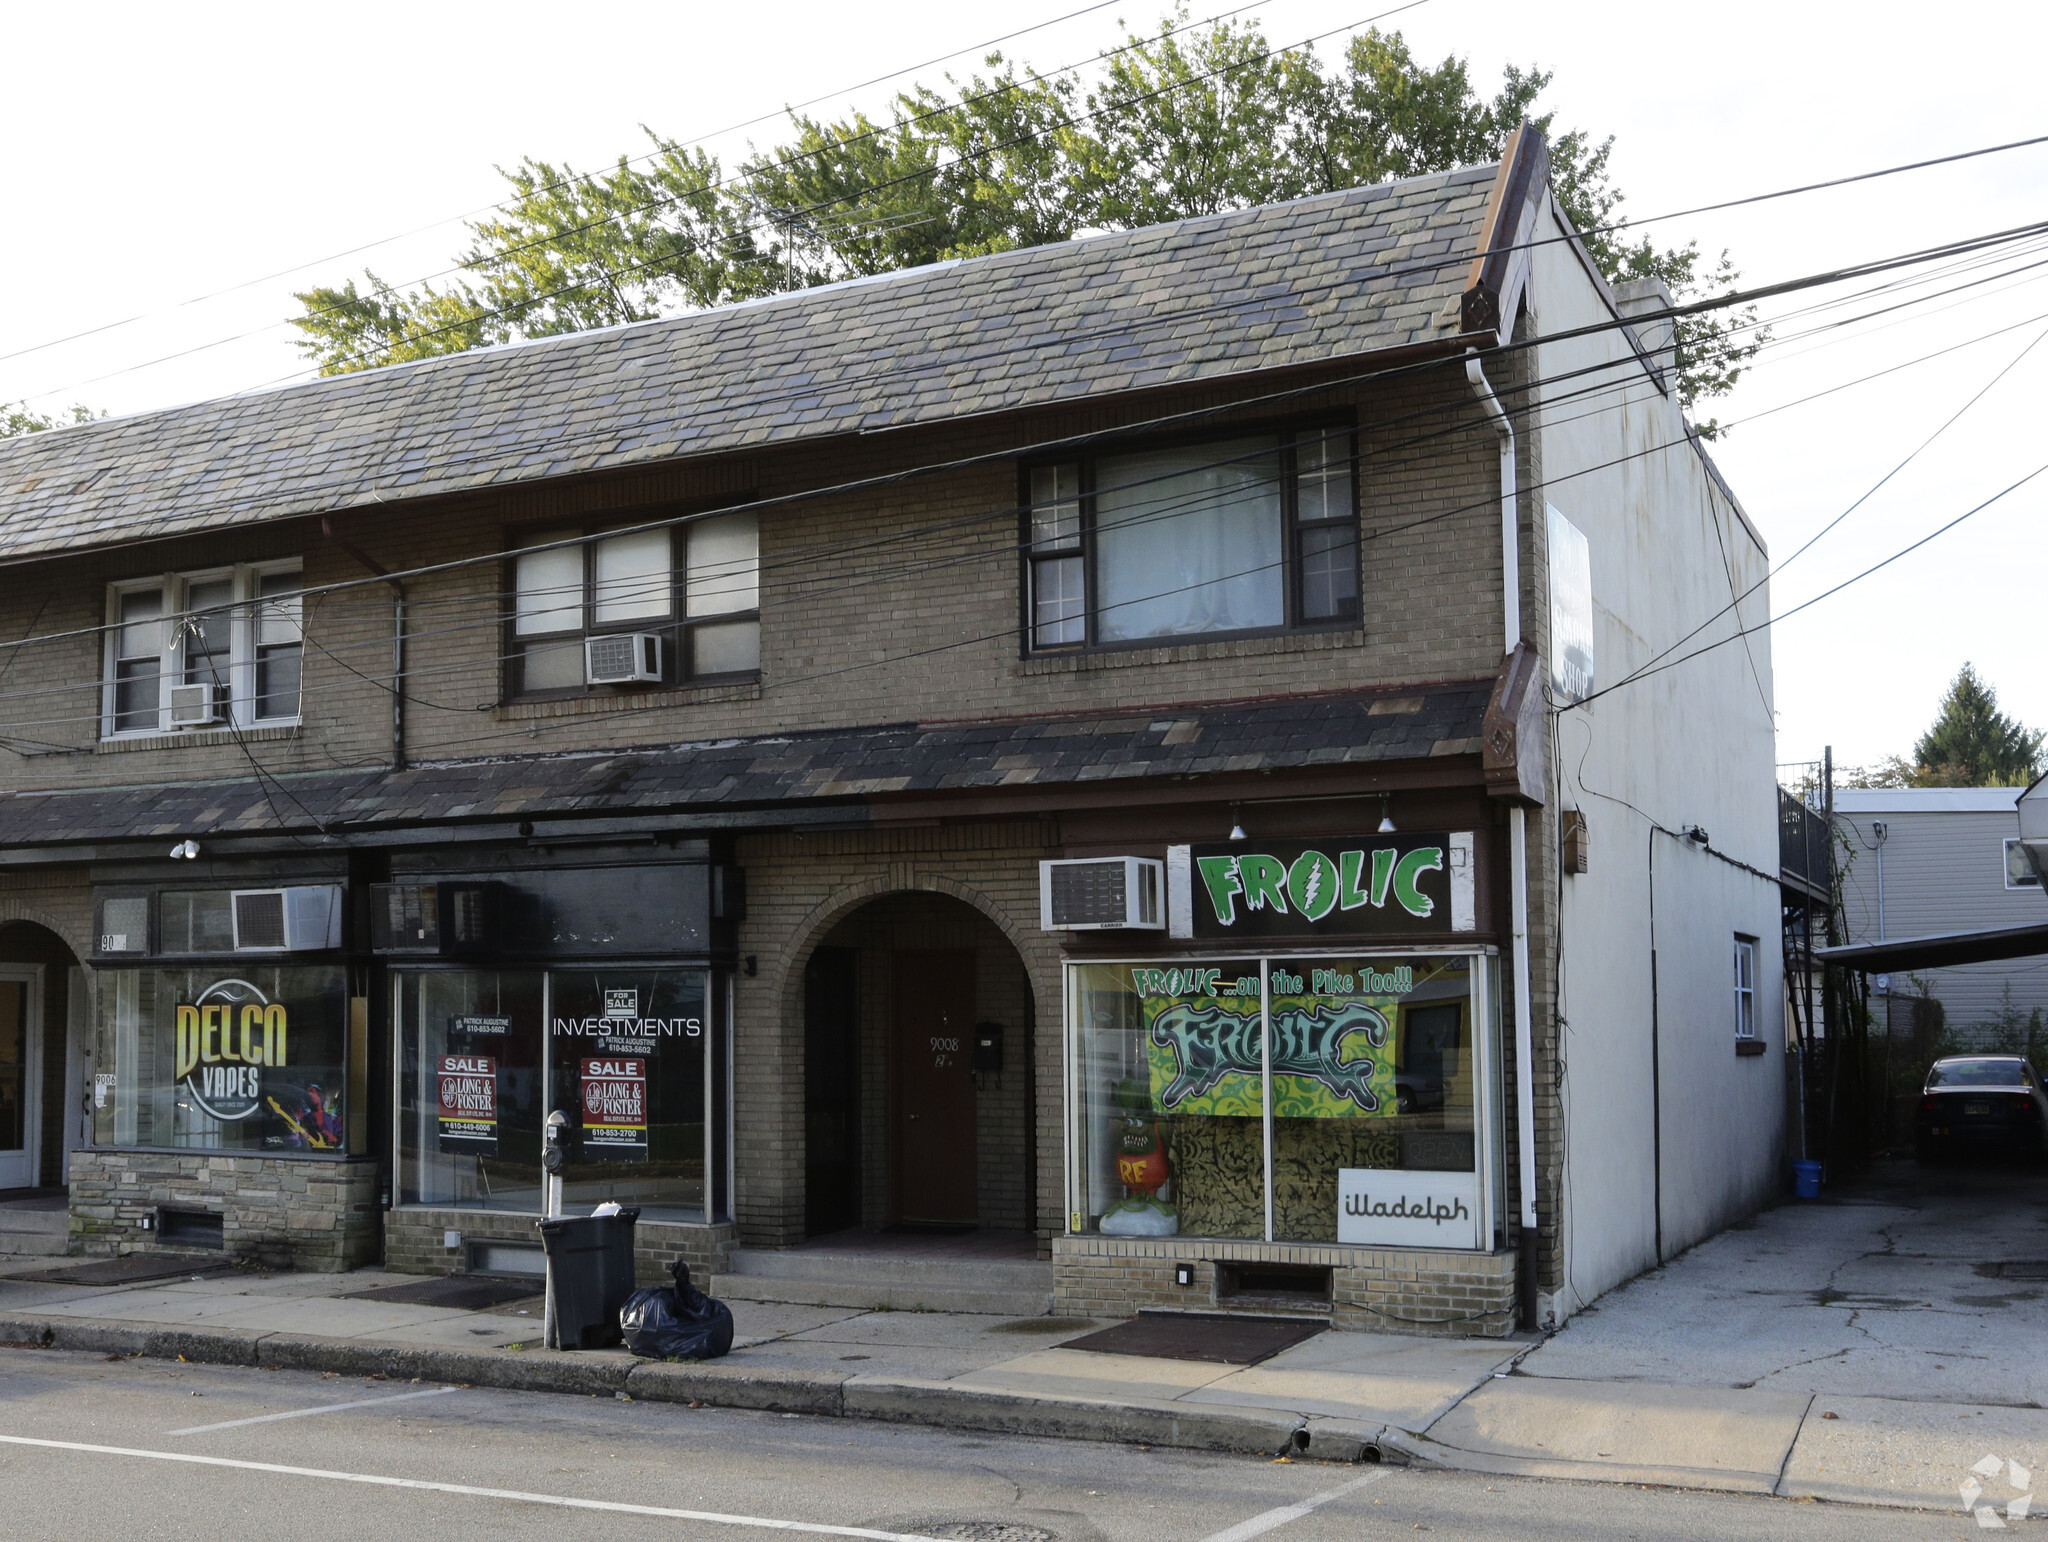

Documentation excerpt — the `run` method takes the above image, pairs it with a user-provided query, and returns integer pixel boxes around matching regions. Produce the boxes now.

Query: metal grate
[231,890,287,949]
[1048,861,1131,927]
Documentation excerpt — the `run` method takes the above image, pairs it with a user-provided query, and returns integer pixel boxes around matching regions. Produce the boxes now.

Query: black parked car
[1916,1056,2048,1162]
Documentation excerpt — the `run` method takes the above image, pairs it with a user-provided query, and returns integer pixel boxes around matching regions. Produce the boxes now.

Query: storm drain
[914,1525,1056,1541]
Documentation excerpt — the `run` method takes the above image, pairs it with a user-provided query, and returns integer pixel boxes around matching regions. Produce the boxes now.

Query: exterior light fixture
[1228,806,1247,842]
[169,839,199,860]
[1377,796,1396,835]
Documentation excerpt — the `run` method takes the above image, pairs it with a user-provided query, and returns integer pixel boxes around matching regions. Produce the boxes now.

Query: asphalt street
[0,1348,1982,1541]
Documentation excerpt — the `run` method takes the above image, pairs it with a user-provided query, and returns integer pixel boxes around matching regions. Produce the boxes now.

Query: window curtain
[1094,438,1284,642]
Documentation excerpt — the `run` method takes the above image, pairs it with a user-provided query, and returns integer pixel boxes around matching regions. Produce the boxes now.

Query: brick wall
[68,1149,378,1270]
[1052,1235,1517,1337]
[384,1206,739,1286]
[731,823,1065,1250]
[0,363,1509,794]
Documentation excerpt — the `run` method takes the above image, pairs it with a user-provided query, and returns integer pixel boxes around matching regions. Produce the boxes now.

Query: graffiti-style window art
[1070,956,1484,1246]
[92,967,350,1153]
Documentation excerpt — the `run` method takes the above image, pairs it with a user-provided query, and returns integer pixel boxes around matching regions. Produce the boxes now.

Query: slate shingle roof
[0,166,1497,563]
[0,685,1489,850]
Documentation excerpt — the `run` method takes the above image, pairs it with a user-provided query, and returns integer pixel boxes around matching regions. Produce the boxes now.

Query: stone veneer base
[68,1149,380,1272]
[1052,1234,1518,1337]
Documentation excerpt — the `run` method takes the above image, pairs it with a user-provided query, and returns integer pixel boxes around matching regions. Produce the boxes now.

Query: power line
[0,0,1139,372]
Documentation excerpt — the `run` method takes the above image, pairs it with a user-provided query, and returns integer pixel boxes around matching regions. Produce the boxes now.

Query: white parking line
[166,1384,462,1435]
[0,1435,942,1540]
[1199,1466,1392,1542]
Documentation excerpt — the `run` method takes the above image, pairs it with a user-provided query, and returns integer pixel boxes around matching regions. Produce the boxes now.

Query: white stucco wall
[1523,196,1789,1319]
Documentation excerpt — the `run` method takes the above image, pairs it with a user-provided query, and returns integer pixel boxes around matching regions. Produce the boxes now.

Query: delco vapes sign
[1169,834,1476,939]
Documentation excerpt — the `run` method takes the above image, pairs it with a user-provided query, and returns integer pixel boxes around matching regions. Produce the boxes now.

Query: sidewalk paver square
[953,1347,1235,1403]
[1184,1365,1490,1428]
[1779,1394,2048,1511]
[1423,1377,1811,1492]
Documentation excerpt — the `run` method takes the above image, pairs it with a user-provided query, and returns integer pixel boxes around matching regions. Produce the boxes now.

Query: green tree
[1903,664,2042,787]
[2,401,100,438]
[290,16,1760,417]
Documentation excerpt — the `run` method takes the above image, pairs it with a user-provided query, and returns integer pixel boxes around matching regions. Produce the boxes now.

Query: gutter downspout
[1467,351,1541,1324]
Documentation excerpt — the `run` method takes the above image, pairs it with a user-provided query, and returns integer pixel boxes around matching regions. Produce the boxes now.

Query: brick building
[0,128,1786,1331]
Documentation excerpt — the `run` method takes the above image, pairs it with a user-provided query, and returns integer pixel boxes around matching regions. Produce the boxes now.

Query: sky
[3,0,2045,777]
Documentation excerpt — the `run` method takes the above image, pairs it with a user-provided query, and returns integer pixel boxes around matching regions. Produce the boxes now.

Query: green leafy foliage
[290,16,1759,414]
[1903,663,2043,787]
[1,401,100,439]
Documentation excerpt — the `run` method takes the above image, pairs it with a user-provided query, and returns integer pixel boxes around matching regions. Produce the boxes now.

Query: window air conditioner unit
[230,886,344,952]
[369,881,502,955]
[585,632,662,685]
[1040,857,1164,931]
[168,684,219,727]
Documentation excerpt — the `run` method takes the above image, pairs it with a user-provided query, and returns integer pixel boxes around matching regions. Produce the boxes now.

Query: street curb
[0,1314,1312,1457]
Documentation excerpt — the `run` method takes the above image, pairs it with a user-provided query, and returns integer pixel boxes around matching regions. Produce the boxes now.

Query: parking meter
[542,1109,569,1348]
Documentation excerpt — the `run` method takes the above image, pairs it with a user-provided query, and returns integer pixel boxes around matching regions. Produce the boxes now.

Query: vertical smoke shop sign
[1169,834,1476,939]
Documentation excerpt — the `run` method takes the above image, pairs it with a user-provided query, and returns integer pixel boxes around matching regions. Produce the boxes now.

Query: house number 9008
[929,1037,960,1053]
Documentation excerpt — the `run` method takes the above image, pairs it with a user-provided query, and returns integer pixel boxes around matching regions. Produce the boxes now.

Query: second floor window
[103,563,303,737]
[1024,427,1359,652]
[511,513,759,696]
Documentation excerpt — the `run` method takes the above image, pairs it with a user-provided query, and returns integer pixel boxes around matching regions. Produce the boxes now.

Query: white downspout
[1466,353,1539,1251]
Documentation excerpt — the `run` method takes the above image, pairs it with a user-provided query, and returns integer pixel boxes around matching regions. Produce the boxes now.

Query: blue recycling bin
[1792,1160,1822,1199]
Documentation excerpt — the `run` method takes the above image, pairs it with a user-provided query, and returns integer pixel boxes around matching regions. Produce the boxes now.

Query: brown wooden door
[891,950,977,1225]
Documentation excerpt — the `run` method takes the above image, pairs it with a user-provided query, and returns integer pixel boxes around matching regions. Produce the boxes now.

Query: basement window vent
[468,1241,546,1277]
[1216,1262,1331,1305]
[157,1209,224,1249]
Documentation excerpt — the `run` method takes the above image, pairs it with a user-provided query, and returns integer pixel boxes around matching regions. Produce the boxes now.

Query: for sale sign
[436,1054,498,1152]
[580,1057,647,1161]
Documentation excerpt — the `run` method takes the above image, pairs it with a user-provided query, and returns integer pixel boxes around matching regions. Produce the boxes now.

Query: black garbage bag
[619,1259,735,1361]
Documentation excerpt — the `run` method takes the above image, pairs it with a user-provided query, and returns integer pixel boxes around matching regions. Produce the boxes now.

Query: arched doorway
[801,892,1034,1239]
[0,921,88,1192]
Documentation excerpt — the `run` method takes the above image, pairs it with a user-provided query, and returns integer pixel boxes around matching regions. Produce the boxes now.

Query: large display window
[396,967,729,1224]
[1068,952,1497,1249]
[92,966,352,1153]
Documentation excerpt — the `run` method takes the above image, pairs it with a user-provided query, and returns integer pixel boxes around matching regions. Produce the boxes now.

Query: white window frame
[100,560,303,738]
[1733,935,1758,1040]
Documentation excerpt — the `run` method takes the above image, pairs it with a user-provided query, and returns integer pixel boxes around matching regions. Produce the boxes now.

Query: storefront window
[92,966,351,1153]
[397,971,545,1211]
[1072,960,1264,1239]
[396,967,723,1223]
[549,969,709,1220]
[1070,953,1491,1248]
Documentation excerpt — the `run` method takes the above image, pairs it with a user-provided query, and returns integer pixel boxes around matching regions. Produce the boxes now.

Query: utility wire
[0,0,1140,371]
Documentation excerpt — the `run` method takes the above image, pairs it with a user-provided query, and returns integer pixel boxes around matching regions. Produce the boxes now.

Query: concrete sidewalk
[0,1233,2036,1520]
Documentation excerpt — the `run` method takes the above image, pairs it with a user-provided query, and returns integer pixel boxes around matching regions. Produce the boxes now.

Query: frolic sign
[1174,835,1475,939]
[174,978,288,1122]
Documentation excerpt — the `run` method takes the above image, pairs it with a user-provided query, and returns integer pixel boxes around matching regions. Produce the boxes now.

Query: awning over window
[1817,923,2048,973]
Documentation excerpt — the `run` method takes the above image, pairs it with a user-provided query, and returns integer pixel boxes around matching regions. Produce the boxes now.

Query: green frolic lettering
[1237,854,1289,914]
[1196,856,1245,926]
[1392,846,1446,917]
[1286,850,1340,922]
[1339,850,1371,910]
[1370,848,1397,908]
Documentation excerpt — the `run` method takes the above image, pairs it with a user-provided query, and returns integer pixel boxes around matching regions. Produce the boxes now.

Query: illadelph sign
[1168,834,1476,939]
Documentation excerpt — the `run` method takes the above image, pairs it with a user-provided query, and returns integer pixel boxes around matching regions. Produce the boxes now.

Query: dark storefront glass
[548,970,708,1219]
[92,966,351,1152]
[1266,955,1476,1242]
[397,971,545,1211]
[1071,960,1266,1239]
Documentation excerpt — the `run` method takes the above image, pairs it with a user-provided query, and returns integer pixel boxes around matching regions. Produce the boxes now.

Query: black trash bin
[539,1208,640,1349]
